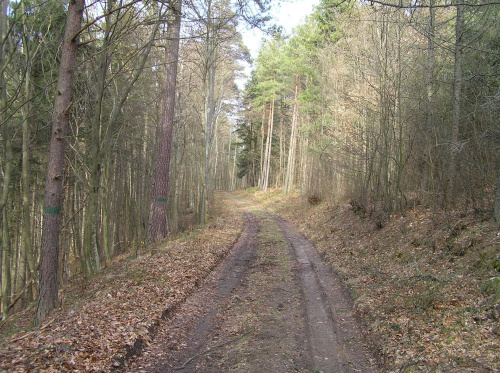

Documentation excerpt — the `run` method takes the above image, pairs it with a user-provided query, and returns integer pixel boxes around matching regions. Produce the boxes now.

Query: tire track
[128,211,260,372]
[273,214,374,373]
[127,193,374,372]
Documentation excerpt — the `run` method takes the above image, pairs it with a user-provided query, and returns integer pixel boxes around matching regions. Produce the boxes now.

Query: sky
[242,0,320,59]
[237,0,320,87]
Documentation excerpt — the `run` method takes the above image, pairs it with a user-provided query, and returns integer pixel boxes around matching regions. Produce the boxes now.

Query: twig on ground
[172,331,252,370]
[40,318,55,330]
[8,279,35,312]
[9,331,36,343]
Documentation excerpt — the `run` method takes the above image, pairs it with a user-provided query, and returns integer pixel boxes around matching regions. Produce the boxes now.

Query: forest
[0,0,499,365]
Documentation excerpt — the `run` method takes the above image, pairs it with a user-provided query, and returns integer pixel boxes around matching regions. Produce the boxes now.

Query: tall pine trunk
[148,0,182,244]
[262,97,275,191]
[35,0,84,325]
[258,108,266,188]
[284,72,299,194]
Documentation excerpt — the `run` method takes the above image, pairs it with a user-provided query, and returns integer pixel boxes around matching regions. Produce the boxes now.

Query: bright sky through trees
[237,0,320,87]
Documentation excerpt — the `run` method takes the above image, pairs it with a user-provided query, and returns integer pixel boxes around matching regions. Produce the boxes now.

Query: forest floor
[245,189,499,373]
[0,189,499,372]
[125,192,374,372]
[0,193,243,372]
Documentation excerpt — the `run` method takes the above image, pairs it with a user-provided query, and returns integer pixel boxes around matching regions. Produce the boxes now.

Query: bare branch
[362,0,500,8]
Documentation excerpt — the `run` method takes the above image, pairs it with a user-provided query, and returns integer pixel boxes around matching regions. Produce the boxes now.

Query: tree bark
[262,96,275,191]
[0,0,12,320]
[35,0,84,325]
[201,34,216,224]
[19,46,37,301]
[258,107,266,188]
[422,0,436,200]
[496,154,500,222]
[284,72,299,194]
[148,0,182,244]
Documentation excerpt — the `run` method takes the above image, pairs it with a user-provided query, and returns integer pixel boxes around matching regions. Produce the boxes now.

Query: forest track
[126,193,374,372]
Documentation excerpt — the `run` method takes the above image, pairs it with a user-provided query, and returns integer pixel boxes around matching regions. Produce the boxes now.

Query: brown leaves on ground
[0,195,242,372]
[243,189,500,373]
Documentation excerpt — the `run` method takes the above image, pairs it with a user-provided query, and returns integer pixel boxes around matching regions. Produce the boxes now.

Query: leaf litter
[0,195,242,372]
[2,189,499,372]
[242,188,499,372]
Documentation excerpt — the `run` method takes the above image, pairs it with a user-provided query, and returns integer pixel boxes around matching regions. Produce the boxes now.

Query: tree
[148,0,182,244]
[253,36,284,191]
[448,1,464,204]
[283,71,300,194]
[0,0,12,319]
[81,0,163,276]
[35,0,85,325]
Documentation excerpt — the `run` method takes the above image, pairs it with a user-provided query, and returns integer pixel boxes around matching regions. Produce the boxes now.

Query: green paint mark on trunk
[43,206,61,215]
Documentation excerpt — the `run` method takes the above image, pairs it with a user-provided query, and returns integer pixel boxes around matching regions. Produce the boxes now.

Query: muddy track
[126,194,374,372]
[272,213,373,372]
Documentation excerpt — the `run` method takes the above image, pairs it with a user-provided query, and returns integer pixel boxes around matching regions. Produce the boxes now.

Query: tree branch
[362,0,500,8]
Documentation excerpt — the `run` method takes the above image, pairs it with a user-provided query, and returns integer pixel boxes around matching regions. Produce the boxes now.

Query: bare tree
[284,72,300,194]
[0,0,12,319]
[448,2,464,204]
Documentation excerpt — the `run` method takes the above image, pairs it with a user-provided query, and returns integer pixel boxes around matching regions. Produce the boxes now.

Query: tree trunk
[448,3,464,204]
[284,73,300,194]
[201,47,216,224]
[231,147,237,191]
[148,0,182,244]
[0,0,12,319]
[35,0,84,325]
[262,97,275,191]
[422,0,436,199]
[1,207,12,319]
[81,0,112,277]
[258,107,266,188]
[18,0,38,299]
[19,59,34,301]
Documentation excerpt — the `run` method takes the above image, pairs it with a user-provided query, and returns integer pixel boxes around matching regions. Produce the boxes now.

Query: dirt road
[126,193,375,372]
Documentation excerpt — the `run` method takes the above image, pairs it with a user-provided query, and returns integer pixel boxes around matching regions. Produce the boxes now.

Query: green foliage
[493,260,500,272]
[480,277,500,300]
[252,35,286,105]
[312,0,352,45]
[235,119,259,180]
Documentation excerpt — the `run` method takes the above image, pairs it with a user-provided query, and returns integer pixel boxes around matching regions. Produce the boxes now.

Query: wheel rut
[273,213,373,372]
[125,193,374,372]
